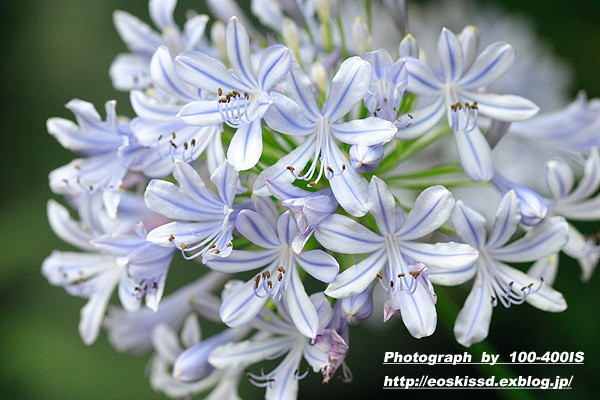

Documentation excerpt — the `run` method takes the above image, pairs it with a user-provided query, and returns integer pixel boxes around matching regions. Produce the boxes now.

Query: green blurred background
[0,1,598,399]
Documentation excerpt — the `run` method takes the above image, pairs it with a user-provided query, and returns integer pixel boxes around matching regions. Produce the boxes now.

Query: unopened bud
[349,144,384,173]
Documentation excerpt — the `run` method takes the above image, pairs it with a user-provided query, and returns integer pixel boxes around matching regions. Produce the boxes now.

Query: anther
[397,273,405,277]
[244,91,250,100]
[213,248,220,254]
[208,244,216,249]
[180,242,187,249]
[168,234,175,241]
[218,87,223,96]
[409,270,420,279]
[190,138,196,146]
[171,132,176,139]
[254,275,261,289]
[277,266,286,273]
[119,184,127,190]
[170,140,178,149]
[267,280,273,289]
[287,166,295,171]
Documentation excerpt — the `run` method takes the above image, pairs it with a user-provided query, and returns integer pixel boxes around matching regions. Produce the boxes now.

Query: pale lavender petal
[149,0,176,30]
[486,190,521,249]
[527,253,559,286]
[277,211,299,246]
[113,10,162,57]
[546,159,574,201]
[175,50,246,93]
[437,28,464,83]
[172,161,223,207]
[396,282,437,338]
[210,160,239,206]
[324,57,373,122]
[295,250,339,283]
[369,176,398,236]
[491,217,568,262]
[325,249,387,298]
[150,46,196,101]
[47,200,95,251]
[451,200,486,249]
[459,25,479,69]
[226,17,258,88]
[252,135,316,196]
[177,99,225,127]
[453,126,494,182]
[236,210,279,248]
[219,279,268,327]
[459,42,514,90]
[207,249,278,273]
[401,241,479,274]
[330,117,396,146]
[460,91,539,122]
[146,221,221,247]
[257,44,291,90]
[396,185,455,240]
[454,275,493,347]
[281,61,321,120]
[209,336,292,368]
[326,143,370,217]
[284,267,319,338]
[499,265,567,312]
[363,49,393,81]
[558,195,600,220]
[397,97,446,139]
[46,117,122,155]
[109,53,150,91]
[227,120,263,170]
[315,214,383,254]
[144,180,221,220]
[79,268,122,344]
[264,92,315,136]
[130,90,180,122]
[563,147,600,203]
[183,14,210,51]
[405,57,443,96]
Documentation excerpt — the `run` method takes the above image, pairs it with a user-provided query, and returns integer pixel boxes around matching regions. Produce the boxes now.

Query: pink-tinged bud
[312,328,349,383]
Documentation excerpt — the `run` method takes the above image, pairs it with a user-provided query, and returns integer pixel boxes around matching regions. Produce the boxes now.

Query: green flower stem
[397,125,452,163]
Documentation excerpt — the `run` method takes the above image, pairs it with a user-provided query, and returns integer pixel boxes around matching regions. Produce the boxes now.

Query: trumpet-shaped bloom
[315,178,478,338]
[451,191,568,347]
[405,27,539,181]
[207,210,339,338]
[254,57,397,216]
[175,17,292,170]
[130,45,225,176]
[543,148,600,280]
[145,160,240,263]
[209,292,332,400]
[111,0,211,90]
[42,194,174,344]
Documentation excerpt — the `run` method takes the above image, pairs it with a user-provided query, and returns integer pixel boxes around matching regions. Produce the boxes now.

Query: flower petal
[326,143,370,217]
[295,250,339,283]
[146,221,221,247]
[113,10,162,57]
[546,160,574,201]
[324,57,372,122]
[405,57,443,96]
[330,117,396,146]
[177,99,225,127]
[264,92,315,136]
[325,249,387,298]
[281,61,321,121]
[209,336,292,368]
[454,275,493,347]
[252,135,317,196]
[226,17,258,88]
[285,267,319,338]
[401,241,479,274]
[397,97,445,139]
[453,126,494,182]
[210,160,239,206]
[150,46,196,101]
[486,190,521,249]
[175,50,246,93]
[562,147,600,203]
[451,200,486,249]
[499,265,567,312]
[395,282,437,338]
[207,249,278,273]
[219,279,268,327]
[459,42,514,90]
[236,210,279,248]
[144,180,221,220]
[437,27,464,83]
[460,90,539,122]
[396,185,455,240]
[149,0,176,30]
[227,120,263,170]
[315,214,384,254]
[369,176,398,236]
[257,44,291,90]
[173,161,223,207]
[490,217,568,262]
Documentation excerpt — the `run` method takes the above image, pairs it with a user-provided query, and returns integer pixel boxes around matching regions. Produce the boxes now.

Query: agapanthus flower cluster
[44,0,599,398]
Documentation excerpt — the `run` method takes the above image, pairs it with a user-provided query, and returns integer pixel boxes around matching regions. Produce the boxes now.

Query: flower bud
[349,144,384,173]
[492,174,548,226]
[398,34,419,58]
[340,283,375,325]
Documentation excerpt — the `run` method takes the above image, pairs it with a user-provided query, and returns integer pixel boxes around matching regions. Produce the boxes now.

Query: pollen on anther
[213,248,221,254]
[254,275,261,289]
[218,87,223,96]
[277,266,286,273]
[168,234,175,241]
[409,270,420,279]
[180,242,187,249]
[208,244,216,249]
[287,166,295,171]
[119,184,127,190]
